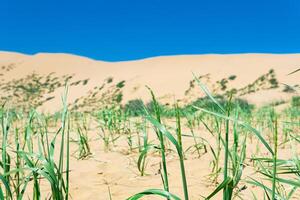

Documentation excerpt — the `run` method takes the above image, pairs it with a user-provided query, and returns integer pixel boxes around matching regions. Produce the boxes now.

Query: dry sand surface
[1,51,299,199]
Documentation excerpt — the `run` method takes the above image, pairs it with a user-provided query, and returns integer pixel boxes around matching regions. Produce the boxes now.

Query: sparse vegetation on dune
[0,68,299,200]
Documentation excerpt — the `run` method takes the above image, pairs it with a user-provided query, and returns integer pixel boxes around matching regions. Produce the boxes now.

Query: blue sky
[1,0,300,61]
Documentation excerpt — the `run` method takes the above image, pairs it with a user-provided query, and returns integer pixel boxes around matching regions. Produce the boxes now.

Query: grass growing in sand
[0,73,299,200]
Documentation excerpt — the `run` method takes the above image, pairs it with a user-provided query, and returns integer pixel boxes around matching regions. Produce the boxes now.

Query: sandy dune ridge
[0,51,299,111]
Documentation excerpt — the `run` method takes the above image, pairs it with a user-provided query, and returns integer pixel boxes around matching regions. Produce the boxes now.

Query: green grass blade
[192,73,225,113]
[205,177,233,200]
[127,189,181,200]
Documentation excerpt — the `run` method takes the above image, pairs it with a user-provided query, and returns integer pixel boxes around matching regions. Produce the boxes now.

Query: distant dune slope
[0,51,299,112]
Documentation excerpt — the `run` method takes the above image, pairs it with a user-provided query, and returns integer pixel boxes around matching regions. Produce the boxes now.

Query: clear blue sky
[1,0,300,61]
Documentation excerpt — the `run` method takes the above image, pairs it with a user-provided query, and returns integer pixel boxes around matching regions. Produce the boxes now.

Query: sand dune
[0,51,299,111]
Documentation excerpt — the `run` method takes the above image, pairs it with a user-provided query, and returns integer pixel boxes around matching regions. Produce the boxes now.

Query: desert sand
[0,51,299,199]
[0,52,299,112]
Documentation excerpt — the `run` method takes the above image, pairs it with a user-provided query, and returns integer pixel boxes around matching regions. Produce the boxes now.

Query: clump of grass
[74,113,92,159]
[0,87,71,199]
[128,88,189,200]
[291,96,300,107]
[191,74,274,199]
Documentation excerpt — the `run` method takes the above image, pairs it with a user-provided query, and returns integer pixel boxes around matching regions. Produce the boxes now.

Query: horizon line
[1,50,300,62]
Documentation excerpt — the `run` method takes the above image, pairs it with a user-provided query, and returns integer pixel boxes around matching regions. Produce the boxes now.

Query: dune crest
[0,51,299,112]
